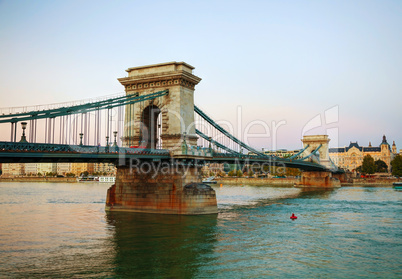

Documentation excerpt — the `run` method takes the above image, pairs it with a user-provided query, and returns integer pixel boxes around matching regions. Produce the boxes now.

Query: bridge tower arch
[140,104,161,149]
[118,62,201,154]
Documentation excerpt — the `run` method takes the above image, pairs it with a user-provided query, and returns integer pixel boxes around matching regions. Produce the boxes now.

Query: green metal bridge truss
[0,91,342,172]
[0,90,169,124]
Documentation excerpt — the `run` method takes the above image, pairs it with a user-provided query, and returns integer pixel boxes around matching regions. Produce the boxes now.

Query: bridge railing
[0,141,170,155]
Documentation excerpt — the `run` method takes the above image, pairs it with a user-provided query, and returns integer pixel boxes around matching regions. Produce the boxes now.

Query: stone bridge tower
[106,62,218,215]
[118,62,200,155]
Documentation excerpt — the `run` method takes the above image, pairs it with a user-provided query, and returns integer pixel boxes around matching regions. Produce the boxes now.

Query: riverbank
[0,177,77,183]
[215,177,401,186]
[2,176,400,186]
[347,177,401,186]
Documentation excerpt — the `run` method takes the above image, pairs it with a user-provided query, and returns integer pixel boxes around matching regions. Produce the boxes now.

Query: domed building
[329,135,397,172]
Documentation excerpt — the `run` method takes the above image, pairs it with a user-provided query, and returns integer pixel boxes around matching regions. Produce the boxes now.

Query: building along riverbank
[0,177,77,183]
[216,177,400,186]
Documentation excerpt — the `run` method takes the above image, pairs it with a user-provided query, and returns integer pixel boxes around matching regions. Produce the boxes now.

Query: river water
[0,182,401,278]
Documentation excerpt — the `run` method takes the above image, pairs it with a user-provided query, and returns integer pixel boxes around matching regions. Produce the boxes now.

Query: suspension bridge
[0,62,344,214]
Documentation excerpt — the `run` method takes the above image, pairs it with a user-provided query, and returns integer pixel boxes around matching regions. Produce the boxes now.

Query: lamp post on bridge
[19,122,28,143]
[113,131,119,152]
[106,136,109,153]
[79,133,83,146]
[113,131,118,147]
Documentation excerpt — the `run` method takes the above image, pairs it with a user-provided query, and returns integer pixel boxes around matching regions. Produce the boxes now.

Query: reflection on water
[0,183,401,278]
[0,183,115,278]
[106,212,217,278]
[213,185,302,208]
[297,187,337,199]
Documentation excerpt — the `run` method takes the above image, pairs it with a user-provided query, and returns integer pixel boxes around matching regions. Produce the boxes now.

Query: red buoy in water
[290,213,297,220]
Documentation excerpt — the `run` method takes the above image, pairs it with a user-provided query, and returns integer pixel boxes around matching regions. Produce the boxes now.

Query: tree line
[357,154,402,177]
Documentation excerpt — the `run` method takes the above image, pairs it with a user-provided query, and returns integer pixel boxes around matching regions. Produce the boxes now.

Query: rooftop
[125,61,195,75]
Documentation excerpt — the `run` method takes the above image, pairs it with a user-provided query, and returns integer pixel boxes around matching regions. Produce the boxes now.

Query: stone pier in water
[106,162,217,215]
[295,171,341,187]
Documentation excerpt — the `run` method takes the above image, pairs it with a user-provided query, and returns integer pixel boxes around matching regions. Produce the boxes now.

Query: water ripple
[0,183,401,278]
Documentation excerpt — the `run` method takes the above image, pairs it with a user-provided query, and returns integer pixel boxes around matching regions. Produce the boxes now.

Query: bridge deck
[0,141,338,172]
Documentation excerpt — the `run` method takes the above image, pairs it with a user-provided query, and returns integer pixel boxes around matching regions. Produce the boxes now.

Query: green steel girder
[299,144,322,161]
[0,141,169,157]
[194,105,272,159]
[195,129,241,156]
[205,156,328,171]
[0,90,168,124]
[0,152,171,164]
[0,141,336,171]
[288,144,310,160]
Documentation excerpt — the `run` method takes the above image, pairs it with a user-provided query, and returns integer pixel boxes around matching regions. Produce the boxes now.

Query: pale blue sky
[0,0,401,150]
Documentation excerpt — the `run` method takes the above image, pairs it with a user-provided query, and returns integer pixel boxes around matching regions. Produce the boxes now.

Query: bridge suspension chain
[0,90,168,124]
[195,129,241,156]
[194,105,271,158]
[299,144,322,161]
[0,90,168,148]
[288,144,310,160]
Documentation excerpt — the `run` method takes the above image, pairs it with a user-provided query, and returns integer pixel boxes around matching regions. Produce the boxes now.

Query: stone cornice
[119,70,200,83]
[121,78,200,91]
[118,70,201,91]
